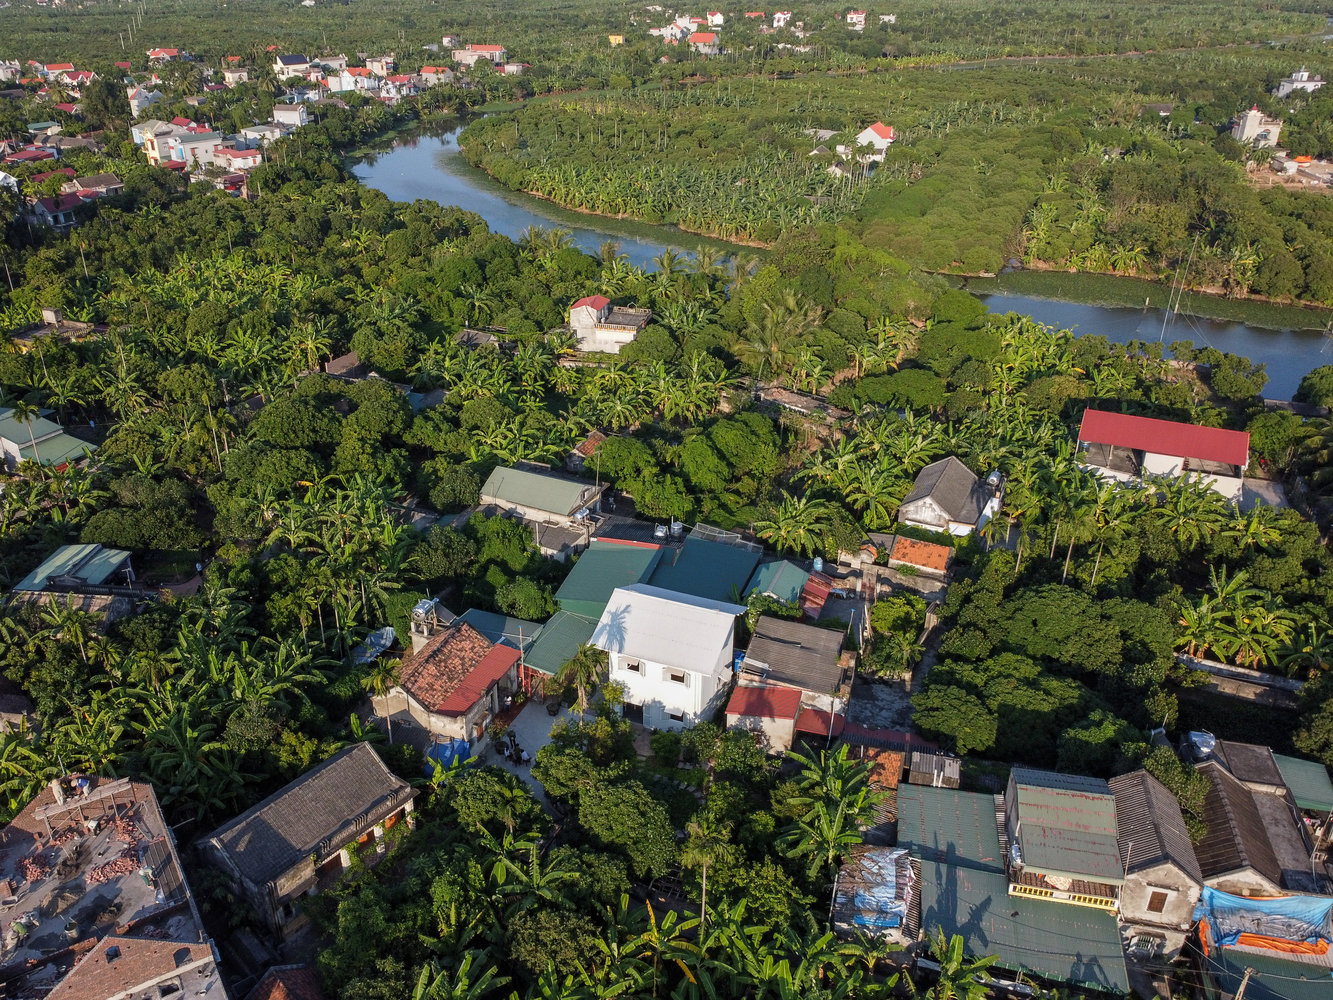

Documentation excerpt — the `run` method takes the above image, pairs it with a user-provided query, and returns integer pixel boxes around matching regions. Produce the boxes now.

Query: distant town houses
[688,31,720,55]
[846,9,867,30]
[420,65,456,85]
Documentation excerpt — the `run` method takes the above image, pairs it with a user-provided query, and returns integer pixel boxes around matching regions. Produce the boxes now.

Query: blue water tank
[812,556,824,573]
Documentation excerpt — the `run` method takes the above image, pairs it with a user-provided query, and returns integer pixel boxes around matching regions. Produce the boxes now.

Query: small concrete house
[272,103,309,127]
[568,295,652,353]
[1276,67,1324,98]
[480,465,605,529]
[595,584,744,730]
[201,744,416,939]
[272,54,311,78]
[727,616,850,752]
[855,121,894,160]
[1078,410,1249,499]
[375,621,521,743]
[688,32,720,55]
[897,456,1000,536]
[14,543,134,593]
[1109,770,1204,961]
[1192,760,1287,897]
[452,44,506,67]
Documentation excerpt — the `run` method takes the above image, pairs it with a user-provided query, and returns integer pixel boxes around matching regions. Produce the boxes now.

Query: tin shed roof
[1078,409,1249,466]
[647,535,760,603]
[1273,754,1333,813]
[918,862,1129,993]
[1108,769,1203,884]
[555,539,663,619]
[521,609,597,677]
[1011,767,1123,882]
[480,466,596,517]
[897,785,1004,874]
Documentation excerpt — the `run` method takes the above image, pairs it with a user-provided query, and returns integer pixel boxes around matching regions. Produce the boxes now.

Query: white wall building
[1276,67,1325,99]
[452,44,506,67]
[846,10,867,30]
[707,11,724,26]
[593,584,744,731]
[855,121,895,160]
[568,294,651,353]
[272,103,309,127]
[1231,106,1282,148]
[773,11,793,27]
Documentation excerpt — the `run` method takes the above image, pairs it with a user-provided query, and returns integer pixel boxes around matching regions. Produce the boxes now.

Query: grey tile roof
[744,615,845,695]
[901,456,986,523]
[1193,760,1283,886]
[1213,740,1285,787]
[1108,769,1203,884]
[205,744,415,887]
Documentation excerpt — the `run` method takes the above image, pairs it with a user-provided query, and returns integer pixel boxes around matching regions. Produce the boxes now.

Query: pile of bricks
[18,856,50,882]
[87,847,138,885]
[114,818,139,844]
[48,828,78,847]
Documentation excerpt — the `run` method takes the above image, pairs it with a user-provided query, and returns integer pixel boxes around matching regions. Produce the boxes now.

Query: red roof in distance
[572,295,610,310]
[726,684,802,720]
[689,32,717,42]
[1078,409,1249,467]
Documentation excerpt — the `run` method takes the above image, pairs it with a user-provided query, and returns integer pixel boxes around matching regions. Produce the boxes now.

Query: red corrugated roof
[572,295,610,310]
[1078,409,1249,467]
[800,571,834,617]
[726,684,802,720]
[689,31,717,42]
[469,44,505,52]
[437,644,520,714]
[862,121,894,140]
[794,706,846,737]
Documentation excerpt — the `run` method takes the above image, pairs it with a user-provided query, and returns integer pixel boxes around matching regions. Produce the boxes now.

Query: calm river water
[353,125,1328,400]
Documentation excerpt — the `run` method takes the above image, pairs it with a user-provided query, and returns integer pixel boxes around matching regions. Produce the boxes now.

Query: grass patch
[961,270,1333,331]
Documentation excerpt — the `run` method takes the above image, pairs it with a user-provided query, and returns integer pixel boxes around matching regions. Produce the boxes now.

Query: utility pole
[1233,967,1256,1000]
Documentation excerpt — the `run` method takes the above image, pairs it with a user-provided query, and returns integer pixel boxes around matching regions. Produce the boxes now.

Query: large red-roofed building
[1077,409,1250,498]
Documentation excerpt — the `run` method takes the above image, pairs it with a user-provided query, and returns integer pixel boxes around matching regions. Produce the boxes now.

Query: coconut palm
[754,492,832,557]
[555,643,606,716]
[680,818,730,933]
[360,657,402,744]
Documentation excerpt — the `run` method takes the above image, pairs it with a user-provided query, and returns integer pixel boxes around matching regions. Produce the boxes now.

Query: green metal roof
[1202,945,1333,1000]
[647,536,761,604]
[1273,753,1333,813]
[14,543,131,591]
[522,609,598,676]
[555,539,664,619]
[19,432,95,466]
[897,786,1004,874]
[918,862,1129,994]
[0,407,64,446]
[746,560,810,605]
[480,466,592,517]
[456,608,542,651]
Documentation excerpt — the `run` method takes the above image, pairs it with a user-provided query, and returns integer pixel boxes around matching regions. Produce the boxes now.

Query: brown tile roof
[47,936,213,1000]
[745,615,845,694]
[575,430,607,458]
[726,684,802,720]
[889,536,951,573]
[1193,760,1282,886]
[400,623,503,713]
[247,966,326,1000]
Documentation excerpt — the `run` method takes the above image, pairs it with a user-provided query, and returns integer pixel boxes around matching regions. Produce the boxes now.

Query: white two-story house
[593,584,744,731]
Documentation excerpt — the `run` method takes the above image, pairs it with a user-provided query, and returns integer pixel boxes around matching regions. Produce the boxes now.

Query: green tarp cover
[1273,753,1333,813]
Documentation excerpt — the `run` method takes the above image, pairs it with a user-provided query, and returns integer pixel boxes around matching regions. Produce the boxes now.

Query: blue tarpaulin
[1194,886,1333,948]
[424,738,471,774]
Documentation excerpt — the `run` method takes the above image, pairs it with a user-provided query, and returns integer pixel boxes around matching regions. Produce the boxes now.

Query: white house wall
[1119,861,1202,960]
[612,642,732,731]
[727,713,795,752]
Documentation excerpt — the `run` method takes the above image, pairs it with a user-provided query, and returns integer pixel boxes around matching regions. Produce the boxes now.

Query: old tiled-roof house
[1193,760,1287,896]
[201,744,416,939]
[246,965,326,1000]
[373,621,521,743]
[1109,769,1204,960]
[897,456,1000,536]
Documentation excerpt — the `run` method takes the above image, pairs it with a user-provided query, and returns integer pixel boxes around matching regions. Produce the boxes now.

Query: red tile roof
[48,936,213,1000]
[400,623,519,715]
[4,149,56,163]
[575,430,607,457]
[795,706,846,737]
[689,32,717,42]
[469,44,505,52]
[44,63,75,72]
[572,295,610,310]
[32,167,76,182]
[1078,409,1249,467]
[726,684,802,720]
[862,121,894,140]
[247,966,326,1000]
[115,62,132,69]
[889,536,950,572]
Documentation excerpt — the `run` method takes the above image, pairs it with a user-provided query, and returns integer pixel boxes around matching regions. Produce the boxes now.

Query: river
[352,124,1329,400]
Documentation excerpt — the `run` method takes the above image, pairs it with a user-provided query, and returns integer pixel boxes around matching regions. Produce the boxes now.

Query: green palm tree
[360,656,402,745]
[754,492,832,557]
[680,818,730,934]
[556,643,606,716]
[6,399,44,470]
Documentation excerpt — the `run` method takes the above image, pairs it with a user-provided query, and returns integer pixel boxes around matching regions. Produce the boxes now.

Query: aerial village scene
[5,1,1333,999]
